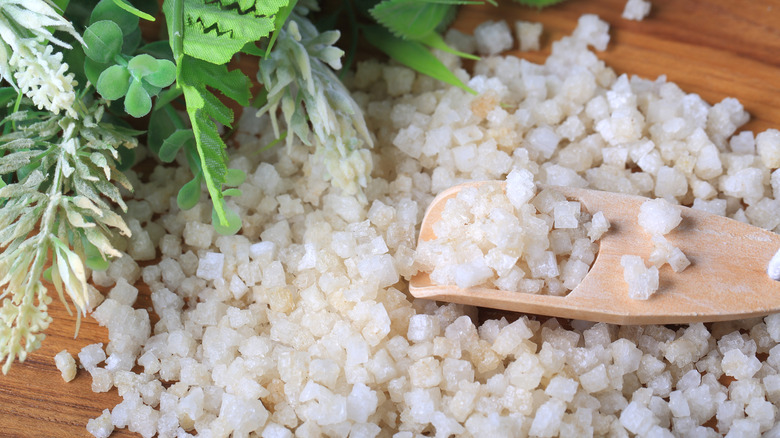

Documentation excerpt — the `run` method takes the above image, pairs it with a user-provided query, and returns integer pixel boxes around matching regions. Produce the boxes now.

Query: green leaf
[124,80,152,117]
[419,32,480,61]
[363,25,475,94]
[177,173,202,210]
[224,168,245,187]
[212,203,242,235]
[90,0,139,35]
[116,145,135,171]
[165,0,286,65]
[159,129,194,162]
[96,65,131,100]
[84,58,112,86]
[370,0,456,41]
[0,88,18,108]
[182,57,251,106]
[122,26,143,54]
[153,87,183,110]
[264,0,298,58]
[128,53,159,77]
[201,91,233,127]
[138,41,174,61]
[111,0,156,21]
[147,106,178,153]
[222,188,241,197]
[83,21,124,64]
[144,59,176,88]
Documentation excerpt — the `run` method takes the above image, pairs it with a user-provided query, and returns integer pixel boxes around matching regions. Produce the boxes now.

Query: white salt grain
[54,350,77,382]
[621,255,660,300]
[474,20,513,56]
[515,21,543,51]
[638,198,682,236]
[622,0,651,21]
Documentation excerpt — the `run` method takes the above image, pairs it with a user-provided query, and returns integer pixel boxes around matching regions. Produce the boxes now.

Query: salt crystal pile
[79,13,780,438]
[416,169,608,295]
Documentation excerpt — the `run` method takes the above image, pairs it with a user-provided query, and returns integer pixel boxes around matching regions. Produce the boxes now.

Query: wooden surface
[2,0,780,436]
[411,182,780,324]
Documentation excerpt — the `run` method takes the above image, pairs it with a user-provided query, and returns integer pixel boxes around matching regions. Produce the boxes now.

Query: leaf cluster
[0,101,136,373]
[81,0,176,117]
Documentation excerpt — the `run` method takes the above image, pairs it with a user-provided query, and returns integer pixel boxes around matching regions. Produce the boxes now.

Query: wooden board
[2,0,780,436]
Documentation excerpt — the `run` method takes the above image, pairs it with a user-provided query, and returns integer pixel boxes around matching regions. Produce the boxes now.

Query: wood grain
[2,0,780,436]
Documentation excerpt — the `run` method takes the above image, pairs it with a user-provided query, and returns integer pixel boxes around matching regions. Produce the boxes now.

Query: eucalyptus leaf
[90,0,139,35]
[144,59,176,88]
[159,129,194,163]
[96,65,131,100]
[124,79,152,117]
[224,168,246,187]
[83,20,124,64]
[128,54,159,77]
[177,174,202,210]
[84,58,112,89]
[222,188,242,197]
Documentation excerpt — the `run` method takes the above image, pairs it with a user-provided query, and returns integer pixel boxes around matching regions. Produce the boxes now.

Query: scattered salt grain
[515,21,543,51]
[621,255,660,300]
[622,0,651,21]
[638,198,682,236]
[54,350,77,382]
[474,20,513,56]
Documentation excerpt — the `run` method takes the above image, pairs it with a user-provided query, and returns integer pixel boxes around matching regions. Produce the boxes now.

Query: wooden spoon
[410,181,780,325]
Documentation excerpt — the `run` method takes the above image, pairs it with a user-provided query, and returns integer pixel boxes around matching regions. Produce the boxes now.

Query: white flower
[10,38,78,118]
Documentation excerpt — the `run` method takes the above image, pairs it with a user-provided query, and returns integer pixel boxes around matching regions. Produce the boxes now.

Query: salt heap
[415,169,609,295]
[74,13,780,438]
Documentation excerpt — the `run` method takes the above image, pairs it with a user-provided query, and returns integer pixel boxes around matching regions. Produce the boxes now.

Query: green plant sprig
[0,100,137,374]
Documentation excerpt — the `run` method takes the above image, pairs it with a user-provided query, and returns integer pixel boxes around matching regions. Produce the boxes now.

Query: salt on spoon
[411,181,780,325]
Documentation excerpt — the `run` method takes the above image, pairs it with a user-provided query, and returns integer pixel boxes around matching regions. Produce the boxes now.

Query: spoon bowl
[410,182,780,324]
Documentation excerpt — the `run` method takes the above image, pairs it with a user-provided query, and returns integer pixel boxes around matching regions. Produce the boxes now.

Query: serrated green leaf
[182,57,251,106]
[96,65,131,100]
[201,91,233,127]
[419,31,480,61]
[159,129,194,162]
[83,21,124,63]
[90,0,139,35]
[177,174,202,210]
[167,0,284,64]
[224,168,245,187]
[124,79,152,117]
[363,25,475,94]
[370,0,454,41]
